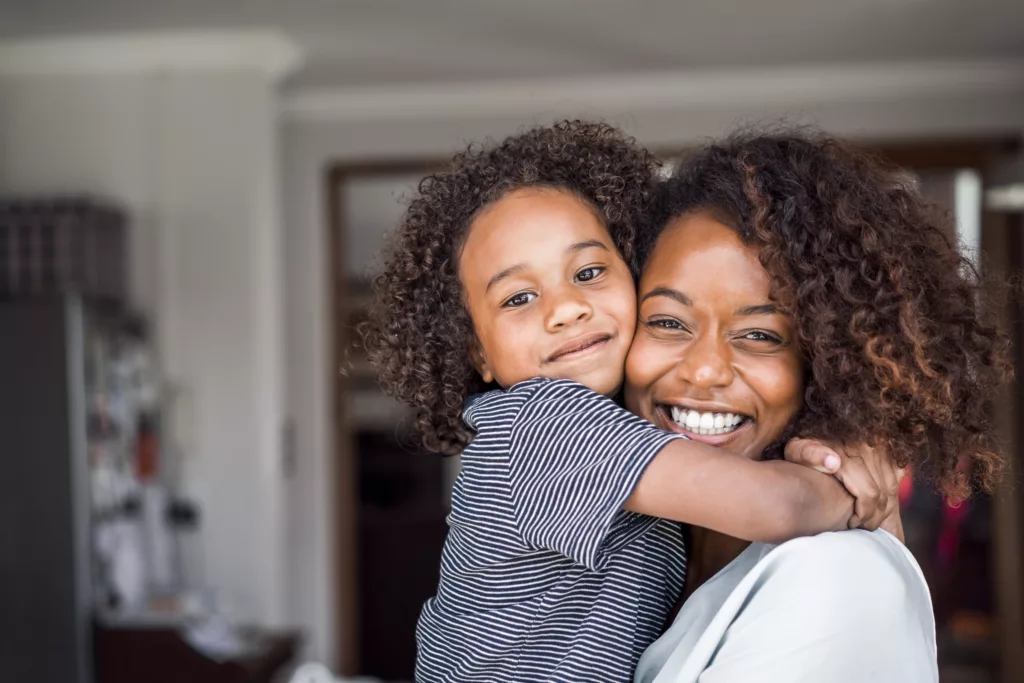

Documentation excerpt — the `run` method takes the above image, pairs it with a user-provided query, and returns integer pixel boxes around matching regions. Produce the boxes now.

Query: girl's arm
[784,438,905,540]
[624,438,854,544]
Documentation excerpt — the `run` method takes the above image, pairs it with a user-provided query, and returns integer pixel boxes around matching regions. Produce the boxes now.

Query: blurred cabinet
[93,624,298,683]
[0,297,94,683]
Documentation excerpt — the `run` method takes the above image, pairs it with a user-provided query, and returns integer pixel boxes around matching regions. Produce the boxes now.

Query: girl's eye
[503,292,537,308]
[574,266,605,283]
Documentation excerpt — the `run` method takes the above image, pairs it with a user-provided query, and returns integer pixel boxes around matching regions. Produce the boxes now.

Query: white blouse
[635,529,938,683]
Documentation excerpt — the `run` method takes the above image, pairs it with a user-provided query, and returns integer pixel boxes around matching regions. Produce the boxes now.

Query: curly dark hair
[639,130,1011,500]
[359,120,658,455]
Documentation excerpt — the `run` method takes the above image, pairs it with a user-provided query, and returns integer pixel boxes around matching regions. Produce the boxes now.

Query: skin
[460,187,637,397]
[458,189,899,547]
[459,189,860,543]
[624,210,898,598]
[625,210,804,460]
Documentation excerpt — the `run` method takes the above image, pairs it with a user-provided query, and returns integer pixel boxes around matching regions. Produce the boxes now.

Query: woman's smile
[625,210,804,461]
[657,403,754,441]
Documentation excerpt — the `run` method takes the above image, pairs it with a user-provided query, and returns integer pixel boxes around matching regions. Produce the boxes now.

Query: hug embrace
[359,121,1011,682]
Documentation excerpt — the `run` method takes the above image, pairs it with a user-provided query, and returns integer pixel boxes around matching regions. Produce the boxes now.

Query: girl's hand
[784,438,905,539]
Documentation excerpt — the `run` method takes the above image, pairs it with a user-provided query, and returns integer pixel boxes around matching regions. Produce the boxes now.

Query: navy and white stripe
[416,378,687,683]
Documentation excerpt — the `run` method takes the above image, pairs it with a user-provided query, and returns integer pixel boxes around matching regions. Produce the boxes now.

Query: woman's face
[624,210,804,460]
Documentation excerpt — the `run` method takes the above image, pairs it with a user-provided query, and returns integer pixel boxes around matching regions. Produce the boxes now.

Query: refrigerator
[0,295,95,683]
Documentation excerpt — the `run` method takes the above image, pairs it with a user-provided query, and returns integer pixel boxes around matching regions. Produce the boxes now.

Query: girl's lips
[656,405,754,447]
[546,333,612,362]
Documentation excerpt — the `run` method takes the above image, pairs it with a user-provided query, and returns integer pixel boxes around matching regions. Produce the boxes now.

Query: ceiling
[0,0,1021,88]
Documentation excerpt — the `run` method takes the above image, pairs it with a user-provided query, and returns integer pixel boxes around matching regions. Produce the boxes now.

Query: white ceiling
[0,0,1021,88]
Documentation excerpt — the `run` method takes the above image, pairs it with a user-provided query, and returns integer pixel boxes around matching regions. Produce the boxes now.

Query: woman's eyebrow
[735,304,777,316]
[640,287,692,306]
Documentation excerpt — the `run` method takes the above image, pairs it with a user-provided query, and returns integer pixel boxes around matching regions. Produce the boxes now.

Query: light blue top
[635,529,937,683]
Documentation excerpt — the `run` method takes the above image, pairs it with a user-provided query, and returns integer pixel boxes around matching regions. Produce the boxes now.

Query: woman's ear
[469,338,495,384]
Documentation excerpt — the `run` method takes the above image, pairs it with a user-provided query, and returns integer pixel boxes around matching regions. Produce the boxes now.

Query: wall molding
[283,60,1024,124]
[0,29,303,81]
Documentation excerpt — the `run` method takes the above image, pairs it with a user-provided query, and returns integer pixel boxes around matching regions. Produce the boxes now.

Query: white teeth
[668,408,748,435]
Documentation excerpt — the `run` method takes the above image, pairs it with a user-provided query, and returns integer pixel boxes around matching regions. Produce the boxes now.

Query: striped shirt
[415,378,687,683]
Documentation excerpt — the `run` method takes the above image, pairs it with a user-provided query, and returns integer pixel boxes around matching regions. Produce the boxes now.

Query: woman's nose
[544,289,593,331]
[677,335,734,388]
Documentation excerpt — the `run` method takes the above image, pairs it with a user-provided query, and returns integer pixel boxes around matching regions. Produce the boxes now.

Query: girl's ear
[469,338,495,384]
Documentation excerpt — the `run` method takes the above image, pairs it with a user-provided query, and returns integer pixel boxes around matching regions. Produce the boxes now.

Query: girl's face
[459,187,638,397]
[624,211,804,460]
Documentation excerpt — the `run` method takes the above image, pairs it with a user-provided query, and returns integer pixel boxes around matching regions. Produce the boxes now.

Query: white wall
[0,70,288,627]
[281,67,1024,669]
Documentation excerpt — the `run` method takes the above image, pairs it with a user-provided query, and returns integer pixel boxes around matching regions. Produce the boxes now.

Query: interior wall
[0,71,288,628]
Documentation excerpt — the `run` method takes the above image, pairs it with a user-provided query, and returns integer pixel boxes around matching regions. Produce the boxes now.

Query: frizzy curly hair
[639,130,1012,500]
[359,120,659,455]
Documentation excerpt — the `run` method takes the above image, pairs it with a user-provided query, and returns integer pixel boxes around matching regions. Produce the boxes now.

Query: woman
[625,132,1010,682]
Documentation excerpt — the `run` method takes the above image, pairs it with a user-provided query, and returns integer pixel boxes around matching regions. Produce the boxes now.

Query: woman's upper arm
[697,533,936,683]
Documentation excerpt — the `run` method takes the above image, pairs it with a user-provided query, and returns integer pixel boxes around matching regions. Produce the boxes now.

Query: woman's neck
[680,527,752,602]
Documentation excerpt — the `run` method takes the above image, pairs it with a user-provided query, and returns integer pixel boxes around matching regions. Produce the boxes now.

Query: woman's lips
[656,404,754,446]
[546,333,612,363]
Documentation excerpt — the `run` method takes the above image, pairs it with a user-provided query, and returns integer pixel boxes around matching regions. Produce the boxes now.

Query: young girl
[360,121,899,683]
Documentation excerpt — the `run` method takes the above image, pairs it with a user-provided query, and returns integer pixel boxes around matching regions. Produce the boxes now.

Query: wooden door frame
[988,210,1024,683]
[326,159,444,676]
[326,137,1022,678]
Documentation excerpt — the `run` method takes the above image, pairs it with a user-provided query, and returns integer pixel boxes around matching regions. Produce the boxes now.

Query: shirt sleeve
[506,379,682,571]
[695,532,938,683]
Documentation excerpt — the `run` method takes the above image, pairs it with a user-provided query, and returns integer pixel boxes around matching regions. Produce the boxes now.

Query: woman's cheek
[624,334,652,386]
[624,334,673,409]
[748,360,804,417]
[624,338,652,406]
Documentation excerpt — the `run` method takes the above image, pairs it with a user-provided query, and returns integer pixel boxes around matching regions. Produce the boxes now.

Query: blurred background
[0,2,1022,682]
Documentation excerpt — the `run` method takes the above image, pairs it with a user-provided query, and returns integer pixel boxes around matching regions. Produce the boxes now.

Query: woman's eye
[574,266,605,283]
[741,330,782,343]
[645,318,684,330]
[503,292,536,308]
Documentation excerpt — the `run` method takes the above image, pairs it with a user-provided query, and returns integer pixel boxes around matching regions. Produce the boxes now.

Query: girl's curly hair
[639,130,1012,500]
[359,120,658,455]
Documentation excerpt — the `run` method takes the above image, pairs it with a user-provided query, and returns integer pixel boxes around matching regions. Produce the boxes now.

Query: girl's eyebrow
[486,241,611,292]
[486,264,526,293]
[568,240,610,254]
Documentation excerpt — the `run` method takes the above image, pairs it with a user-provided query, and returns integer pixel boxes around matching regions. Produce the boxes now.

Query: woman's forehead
[642,214,767,290]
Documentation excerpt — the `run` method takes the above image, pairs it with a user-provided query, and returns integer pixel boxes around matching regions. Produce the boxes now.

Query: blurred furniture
[0,197,129,683]
[93,623,299,683]
[0,297,96,683]
[0,197,126,301]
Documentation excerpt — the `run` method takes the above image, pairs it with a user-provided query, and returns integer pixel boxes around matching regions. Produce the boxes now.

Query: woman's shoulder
[635,531,937,683]
[758,529,930,609]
